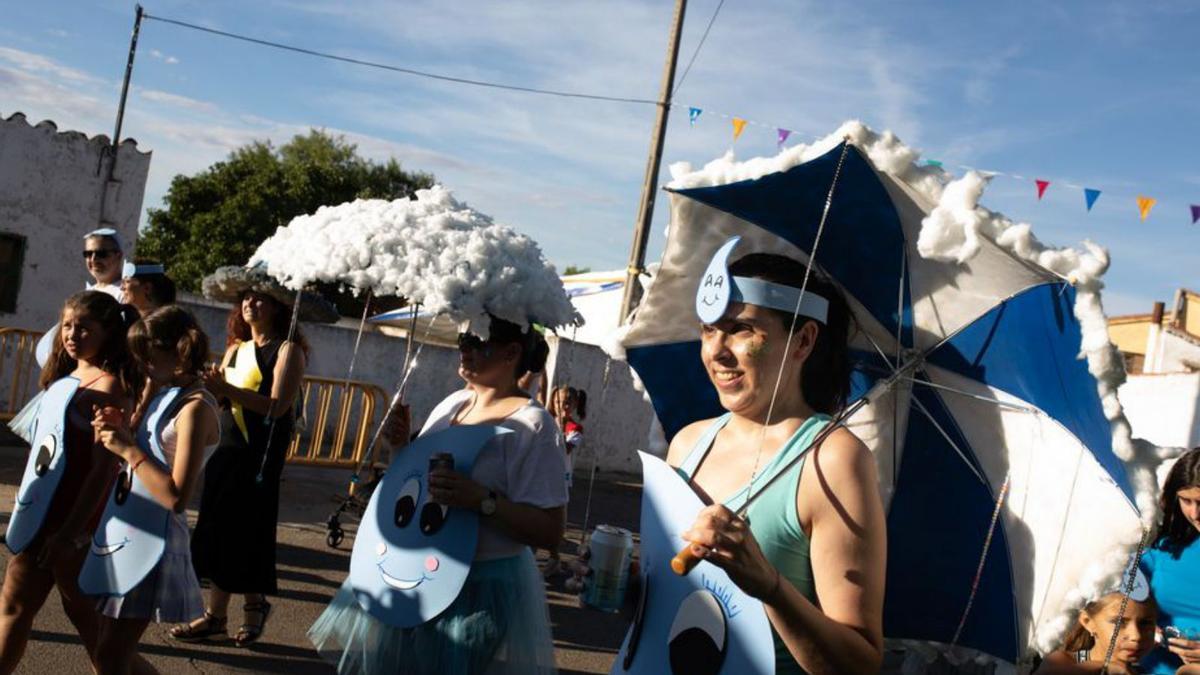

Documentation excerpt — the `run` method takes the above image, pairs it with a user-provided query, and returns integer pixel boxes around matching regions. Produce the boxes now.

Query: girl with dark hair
[309,317,566,674]
[669,253,886,673]
[1037,591,1157,674]
[90,306,220,673]
[0,291,138,672]
[172,290,307,647]
[1141,448,1200,673]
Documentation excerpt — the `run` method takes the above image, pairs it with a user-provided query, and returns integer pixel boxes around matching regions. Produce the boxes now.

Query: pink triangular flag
[1035,179,1050,200]
[776,128,791,147]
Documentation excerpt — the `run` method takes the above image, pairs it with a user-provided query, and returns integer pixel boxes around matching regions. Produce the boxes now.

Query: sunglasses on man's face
[82,249,119,260]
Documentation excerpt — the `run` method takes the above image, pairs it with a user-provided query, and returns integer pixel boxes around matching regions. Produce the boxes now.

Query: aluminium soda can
[582,524,634,612]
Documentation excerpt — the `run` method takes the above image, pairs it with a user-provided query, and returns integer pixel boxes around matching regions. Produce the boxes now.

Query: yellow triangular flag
[732,118,747,142]
[1136,195,1156,221]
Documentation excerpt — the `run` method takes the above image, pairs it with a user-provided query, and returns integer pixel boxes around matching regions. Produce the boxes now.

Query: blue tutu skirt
[96,514,205,623]
[7,389,43,444]
[309,548,556,675]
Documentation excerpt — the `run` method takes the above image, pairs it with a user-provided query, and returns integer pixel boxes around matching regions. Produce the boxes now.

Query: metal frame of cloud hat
[202,265,340,324]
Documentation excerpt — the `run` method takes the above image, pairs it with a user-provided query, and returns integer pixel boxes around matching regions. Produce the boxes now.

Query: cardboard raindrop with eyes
[614,452,775,675]
[6,377,81,554]
[349,424,512,627]
[79,387,182,596]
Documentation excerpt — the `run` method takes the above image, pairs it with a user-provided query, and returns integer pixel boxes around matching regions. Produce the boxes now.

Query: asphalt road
[0,439,642,674]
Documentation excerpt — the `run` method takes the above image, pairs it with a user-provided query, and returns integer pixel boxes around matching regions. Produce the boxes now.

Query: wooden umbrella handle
[670,544,704,576]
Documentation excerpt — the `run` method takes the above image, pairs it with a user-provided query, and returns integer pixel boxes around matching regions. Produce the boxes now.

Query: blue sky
[2,0,1196,315]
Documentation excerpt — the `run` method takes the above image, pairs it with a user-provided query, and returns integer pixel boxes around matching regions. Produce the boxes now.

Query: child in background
[544,386,586,577]
[0,291,138,673]
[1036,588,1157,674]
[91,306,221,674]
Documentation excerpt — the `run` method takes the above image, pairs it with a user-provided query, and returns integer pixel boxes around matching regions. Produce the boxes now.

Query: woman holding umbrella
[669,252,887,673]
[170,265,337,647]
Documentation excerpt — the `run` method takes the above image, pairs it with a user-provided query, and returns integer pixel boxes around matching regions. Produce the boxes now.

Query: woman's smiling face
[699,302,815,417]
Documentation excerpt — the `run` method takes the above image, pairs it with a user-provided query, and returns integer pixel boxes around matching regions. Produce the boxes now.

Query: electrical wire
[142,12,662,106]
[671,0,725,98]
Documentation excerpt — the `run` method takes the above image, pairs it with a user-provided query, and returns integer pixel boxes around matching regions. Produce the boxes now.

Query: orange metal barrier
[286,375,388,472]
[0,328,43,422]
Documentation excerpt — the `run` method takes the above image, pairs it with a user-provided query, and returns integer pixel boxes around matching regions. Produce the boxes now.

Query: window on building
[0,233,26,313]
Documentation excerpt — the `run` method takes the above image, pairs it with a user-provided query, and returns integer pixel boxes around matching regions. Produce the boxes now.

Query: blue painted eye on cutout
[420,502,449,536]
[393,477,420,528]
[668,590,727,675]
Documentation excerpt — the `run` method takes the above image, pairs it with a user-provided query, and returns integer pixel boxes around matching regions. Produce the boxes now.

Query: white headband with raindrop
[1102,562,1150,603]
[695,235,829,325]
[122,261,165,279]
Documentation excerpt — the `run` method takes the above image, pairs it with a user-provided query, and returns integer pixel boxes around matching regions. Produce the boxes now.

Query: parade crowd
[1,227,1198,675]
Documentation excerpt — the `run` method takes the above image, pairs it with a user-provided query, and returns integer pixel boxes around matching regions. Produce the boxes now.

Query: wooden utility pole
[619,0,687,324]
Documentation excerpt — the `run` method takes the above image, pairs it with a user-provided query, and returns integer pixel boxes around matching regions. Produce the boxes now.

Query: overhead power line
[671,0,725,98]
[142,12,662,106]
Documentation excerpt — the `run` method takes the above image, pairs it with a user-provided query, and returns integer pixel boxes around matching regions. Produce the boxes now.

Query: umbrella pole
[351,306,431,483]
[578,356,612,551]
[256,287,305,483]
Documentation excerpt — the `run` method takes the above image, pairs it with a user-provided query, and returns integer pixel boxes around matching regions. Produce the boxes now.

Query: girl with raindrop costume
[309,316,566,675]
[664,253,886,673]
[1141,448,1200,674]
[1036,587,1157,673]
[172,266,332,647]
[88,306,220,673]
[0,291,139,673]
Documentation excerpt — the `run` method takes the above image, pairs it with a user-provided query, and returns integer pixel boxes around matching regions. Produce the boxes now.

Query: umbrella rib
[902,376,1041,414]
[908,394,988,485]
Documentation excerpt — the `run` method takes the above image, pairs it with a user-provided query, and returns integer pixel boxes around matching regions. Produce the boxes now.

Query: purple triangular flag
[1192,204,1200,224]
[776,128,791,147]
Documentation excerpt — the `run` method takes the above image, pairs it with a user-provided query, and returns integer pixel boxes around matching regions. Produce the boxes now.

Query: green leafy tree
[138,130,435,314]
[562,265,591,276]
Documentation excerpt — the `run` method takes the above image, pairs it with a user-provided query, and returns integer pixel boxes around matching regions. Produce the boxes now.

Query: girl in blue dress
[1142,449,1200,674]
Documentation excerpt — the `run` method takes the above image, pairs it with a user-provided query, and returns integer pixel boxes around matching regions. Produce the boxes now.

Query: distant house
[0,112,151,330]
[1107,289,1200,448]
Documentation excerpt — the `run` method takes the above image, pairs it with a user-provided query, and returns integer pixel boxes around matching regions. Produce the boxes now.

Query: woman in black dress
[171,266,335,647]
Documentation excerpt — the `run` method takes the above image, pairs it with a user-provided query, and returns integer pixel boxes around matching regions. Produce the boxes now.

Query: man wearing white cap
[82,227,126,302]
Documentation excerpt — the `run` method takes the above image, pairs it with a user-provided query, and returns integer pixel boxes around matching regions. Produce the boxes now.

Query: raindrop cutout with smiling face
[613,452,775,675]
[79,387,183,596]
[349,424,512,628]
[6,377,80,554]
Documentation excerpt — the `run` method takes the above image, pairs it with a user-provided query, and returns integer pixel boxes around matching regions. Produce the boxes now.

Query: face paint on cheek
[742,338,770,361]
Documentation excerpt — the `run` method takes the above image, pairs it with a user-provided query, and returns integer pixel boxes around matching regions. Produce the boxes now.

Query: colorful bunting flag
[732,118,747,142]
[1035,179,1050,200]
[1084,188,1101,212]
[777,128,791,147]
[1191,204,1200,224]
[925,160,943,168]
[1136,195,1156,221]
[688,107,702,126]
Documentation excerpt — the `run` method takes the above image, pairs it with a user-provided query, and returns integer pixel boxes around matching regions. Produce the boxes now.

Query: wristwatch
[479,491,498,516]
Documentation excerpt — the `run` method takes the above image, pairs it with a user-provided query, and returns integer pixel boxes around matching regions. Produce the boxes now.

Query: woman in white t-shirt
[309,317,566,675]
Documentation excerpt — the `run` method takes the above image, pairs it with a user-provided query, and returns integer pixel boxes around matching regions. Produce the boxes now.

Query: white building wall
[546,336,656,476]
[0,112,151,330]
[1118,372,1200,449]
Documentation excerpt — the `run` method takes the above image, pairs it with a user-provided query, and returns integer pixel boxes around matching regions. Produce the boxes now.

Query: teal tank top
[677,412,832,675]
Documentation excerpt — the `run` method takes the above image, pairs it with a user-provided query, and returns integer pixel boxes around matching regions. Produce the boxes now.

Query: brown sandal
[169,611,228,642]
[233,600,272,647]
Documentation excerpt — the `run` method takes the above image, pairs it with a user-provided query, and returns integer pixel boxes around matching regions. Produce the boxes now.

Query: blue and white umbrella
[617,133,1151,664]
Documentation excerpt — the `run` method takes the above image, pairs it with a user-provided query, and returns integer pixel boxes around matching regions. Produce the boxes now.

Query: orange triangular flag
[732,118,747,142]
[1136,195,1156,221]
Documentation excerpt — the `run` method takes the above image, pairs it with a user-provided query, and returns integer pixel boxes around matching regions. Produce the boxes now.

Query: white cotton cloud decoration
[249,185,581,339]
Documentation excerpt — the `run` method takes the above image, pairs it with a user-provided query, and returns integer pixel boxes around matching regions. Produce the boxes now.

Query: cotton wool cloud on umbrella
[247,186,581,492]
[612,120,1184,669]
